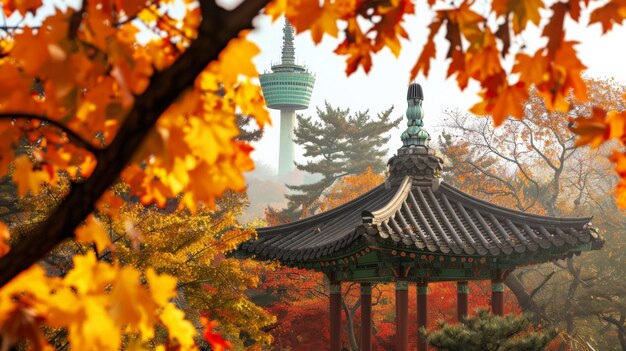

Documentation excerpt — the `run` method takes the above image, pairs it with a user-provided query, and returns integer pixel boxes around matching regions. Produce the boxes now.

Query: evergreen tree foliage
[425,309,556,351]
[236,114,264,143]
[286,103,400,213]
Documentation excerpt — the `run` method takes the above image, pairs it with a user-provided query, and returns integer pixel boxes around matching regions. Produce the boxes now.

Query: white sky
[246,5,626,174]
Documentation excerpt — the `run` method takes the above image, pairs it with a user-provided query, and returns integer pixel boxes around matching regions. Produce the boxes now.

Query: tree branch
[528,271,556,303]
[0,113,101,154]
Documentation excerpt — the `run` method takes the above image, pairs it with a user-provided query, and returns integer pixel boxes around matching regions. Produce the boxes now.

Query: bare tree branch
[0,113,101,154]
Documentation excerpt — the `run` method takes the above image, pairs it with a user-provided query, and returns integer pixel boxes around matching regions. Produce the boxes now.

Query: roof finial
[388,82,443,186]
[281,19,296,65]
[400,83,430,147]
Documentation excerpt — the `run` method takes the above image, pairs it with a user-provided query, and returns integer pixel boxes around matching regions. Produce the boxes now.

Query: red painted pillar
[457,281,469,322]
[395,280,409,351]
[491,279,504,316]
[330,281,342,351]
[360,283,372,351]
[417,281,429,351]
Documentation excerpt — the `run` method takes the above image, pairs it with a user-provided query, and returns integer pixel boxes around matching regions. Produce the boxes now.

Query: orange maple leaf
[470,82,529,125]
[571,108,609,148]
[2,0,42,16]
[610,151,626,208]
[410,20,442,79]
[0,222,9,257]
[542,2,567,56]
[589,0,626,33]
[288,0,342,44]
[607,110,626,140]
[335,19,374,75]
[513,51,548,86]
[493,0,543,34]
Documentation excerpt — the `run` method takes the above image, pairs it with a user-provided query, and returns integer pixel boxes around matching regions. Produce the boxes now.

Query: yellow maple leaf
[68,298,121,351]
[233,80,271,128]
[109,266,145,326]
[208,35,260,85]
[160,304,197,350]
[265,0,286,21]
[64,252,116,294]
[11,155,53,196]
[0,266,55,351]
[146,268,177,306]
[75,214,111,253]
[184,116,239,165]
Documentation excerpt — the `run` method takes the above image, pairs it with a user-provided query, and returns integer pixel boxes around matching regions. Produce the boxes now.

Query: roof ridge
[368,176,412,224]
[438,181,592,227]
[257,181,391,234]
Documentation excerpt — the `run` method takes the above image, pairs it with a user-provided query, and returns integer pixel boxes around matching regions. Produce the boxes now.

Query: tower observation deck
[260,19,315,175]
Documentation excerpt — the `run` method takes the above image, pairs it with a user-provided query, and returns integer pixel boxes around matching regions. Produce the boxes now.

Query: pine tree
[425,309,556,351]
[285,103,400,214]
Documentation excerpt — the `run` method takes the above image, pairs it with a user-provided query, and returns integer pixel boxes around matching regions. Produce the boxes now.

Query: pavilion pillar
[330,281,342,351]
[491,279,505,316]
[417,281,429,351]
[395,280,409,351]
[360,283,372,351]
[457,281,469,322]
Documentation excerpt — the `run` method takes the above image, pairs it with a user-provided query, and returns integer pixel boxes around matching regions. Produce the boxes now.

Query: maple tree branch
[528,270,556,303]
[0,0,271,288]
[516,119,559,171]
[0,113,101,154]
[467,161,534,211]
[69,0,88,39]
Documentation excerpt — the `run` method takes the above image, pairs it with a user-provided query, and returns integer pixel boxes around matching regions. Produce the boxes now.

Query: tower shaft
[278,109,296,174]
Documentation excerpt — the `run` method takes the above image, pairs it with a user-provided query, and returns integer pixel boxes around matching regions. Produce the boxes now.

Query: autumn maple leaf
[0,223,9,257]
[201,317,233,351]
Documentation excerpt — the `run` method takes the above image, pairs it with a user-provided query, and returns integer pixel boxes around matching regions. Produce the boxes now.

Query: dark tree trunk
[342,298,360,351]
[505,274,546,321]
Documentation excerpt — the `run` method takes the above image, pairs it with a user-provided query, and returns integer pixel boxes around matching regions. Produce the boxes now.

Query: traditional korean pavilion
[238,83,603,351]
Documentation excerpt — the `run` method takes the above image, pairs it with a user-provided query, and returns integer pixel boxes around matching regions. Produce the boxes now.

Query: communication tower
[260,20,316,174]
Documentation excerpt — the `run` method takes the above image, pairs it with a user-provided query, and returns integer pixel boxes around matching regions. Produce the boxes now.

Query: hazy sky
[7,1,626,174]
[246,5,626,173]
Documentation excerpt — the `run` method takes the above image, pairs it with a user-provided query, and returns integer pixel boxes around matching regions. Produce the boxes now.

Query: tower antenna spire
[282,20,296,65]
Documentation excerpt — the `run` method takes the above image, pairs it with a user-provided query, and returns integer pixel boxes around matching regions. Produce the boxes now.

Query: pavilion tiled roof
[239,82,603,266]
[240,176,600,264]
